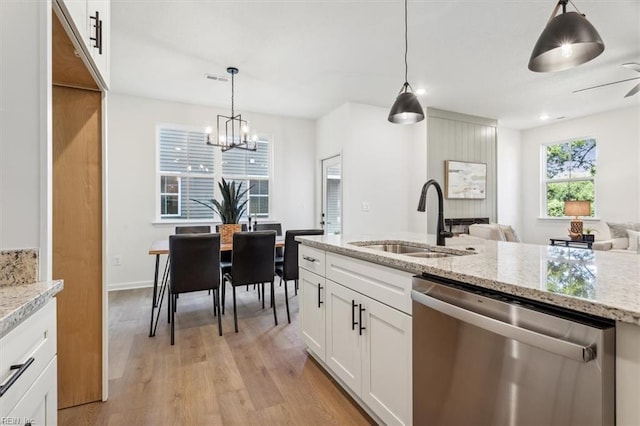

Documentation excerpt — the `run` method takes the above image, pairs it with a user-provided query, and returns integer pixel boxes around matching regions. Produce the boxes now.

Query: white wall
[316,102,427,237]
[0,1,51,279]
[107,94,316,290]
[497,127,522,233]
[520,105,640,244]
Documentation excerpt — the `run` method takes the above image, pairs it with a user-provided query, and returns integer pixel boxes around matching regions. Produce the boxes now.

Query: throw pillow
[627,229,640,252]
[606,222,640,239]
[498,224,521,243]
[611,237,630,250]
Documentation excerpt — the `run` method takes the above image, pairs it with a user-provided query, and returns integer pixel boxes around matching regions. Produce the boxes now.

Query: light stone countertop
[297,232,640,325]
[0,280,64,338]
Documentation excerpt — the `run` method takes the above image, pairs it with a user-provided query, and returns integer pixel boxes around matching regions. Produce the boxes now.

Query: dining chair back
[222,230,277,332]
[175,225,211,234]
[276,229,324,323]
[216,223,248,275]
[168,233,221,344]
[253,223,284,261]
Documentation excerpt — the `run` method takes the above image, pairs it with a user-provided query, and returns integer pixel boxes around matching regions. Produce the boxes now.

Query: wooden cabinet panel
[53,85,102,408]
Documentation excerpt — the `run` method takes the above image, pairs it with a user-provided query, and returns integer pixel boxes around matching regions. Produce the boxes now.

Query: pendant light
[206,67,257,151]
[388,0,424,124]
[528,0,604,72]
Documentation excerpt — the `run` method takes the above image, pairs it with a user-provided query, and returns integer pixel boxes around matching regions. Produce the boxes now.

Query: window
[543,138,596,217]
[157,125,271,221]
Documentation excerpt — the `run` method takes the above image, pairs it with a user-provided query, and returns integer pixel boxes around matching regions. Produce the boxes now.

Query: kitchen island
[297,232,640,425]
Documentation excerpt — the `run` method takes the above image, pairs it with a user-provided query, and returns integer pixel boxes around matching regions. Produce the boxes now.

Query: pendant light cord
[404,0,408,85]
[230,72,235,117]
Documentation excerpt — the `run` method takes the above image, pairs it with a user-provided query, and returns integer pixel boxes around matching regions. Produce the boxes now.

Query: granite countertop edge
[0,280,64,338]
[297,236,640,326]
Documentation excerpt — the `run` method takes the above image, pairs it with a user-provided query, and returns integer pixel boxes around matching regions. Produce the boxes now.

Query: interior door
[321,155,341,235]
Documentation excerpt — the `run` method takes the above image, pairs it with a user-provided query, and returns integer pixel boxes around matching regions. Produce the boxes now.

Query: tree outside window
[544,138,596,217]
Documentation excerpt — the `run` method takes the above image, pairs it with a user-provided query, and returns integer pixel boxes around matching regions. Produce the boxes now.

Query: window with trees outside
[543,137,596,217]
[158,125,270,220]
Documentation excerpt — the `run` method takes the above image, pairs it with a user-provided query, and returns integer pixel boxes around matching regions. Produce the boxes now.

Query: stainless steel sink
[360,244,427,254]
[403,252,451,258]
[350,241,473,258]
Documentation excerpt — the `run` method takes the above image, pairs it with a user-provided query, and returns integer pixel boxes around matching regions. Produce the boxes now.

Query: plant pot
[583,234,595,242]
[219,223,242,244]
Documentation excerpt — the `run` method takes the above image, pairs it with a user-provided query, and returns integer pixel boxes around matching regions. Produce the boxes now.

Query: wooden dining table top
[148,236,285,255]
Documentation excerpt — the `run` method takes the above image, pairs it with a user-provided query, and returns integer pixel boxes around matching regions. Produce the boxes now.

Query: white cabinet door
[59,0,88,42]
[299,269,326,361]
[326,280,362,395]
[86,0,109,87]
[361,296,412,425]
[7,358,57,426]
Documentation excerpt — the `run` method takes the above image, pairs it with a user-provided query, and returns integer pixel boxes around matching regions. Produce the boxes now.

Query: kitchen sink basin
[350,241,473,258]
[359,243,427,254]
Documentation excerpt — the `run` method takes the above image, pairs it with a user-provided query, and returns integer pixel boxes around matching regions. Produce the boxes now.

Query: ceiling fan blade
[622,62,640,73]
[573,77,640,93]
[625,83,640,98]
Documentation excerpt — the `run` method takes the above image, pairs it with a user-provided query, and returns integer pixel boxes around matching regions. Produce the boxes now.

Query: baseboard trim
[108,281,153,292]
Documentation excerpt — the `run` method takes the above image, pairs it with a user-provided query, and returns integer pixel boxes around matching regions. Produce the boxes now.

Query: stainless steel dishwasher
[412,274,615,426]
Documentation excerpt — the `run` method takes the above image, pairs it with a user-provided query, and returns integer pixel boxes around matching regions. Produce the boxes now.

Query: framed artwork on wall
[445,160,487,199]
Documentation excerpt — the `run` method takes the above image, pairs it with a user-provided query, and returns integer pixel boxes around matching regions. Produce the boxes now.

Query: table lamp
[564,200,591,235]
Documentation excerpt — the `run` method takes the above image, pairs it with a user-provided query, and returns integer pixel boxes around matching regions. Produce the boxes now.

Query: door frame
[320,154,342,235]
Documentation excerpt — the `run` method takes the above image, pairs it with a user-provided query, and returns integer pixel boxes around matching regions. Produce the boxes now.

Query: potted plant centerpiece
[192,178,250,244]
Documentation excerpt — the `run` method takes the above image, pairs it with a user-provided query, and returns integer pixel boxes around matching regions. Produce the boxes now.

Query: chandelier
[206,67,257,152]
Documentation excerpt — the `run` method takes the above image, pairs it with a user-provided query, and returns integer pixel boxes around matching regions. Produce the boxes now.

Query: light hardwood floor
[58,281,373,425]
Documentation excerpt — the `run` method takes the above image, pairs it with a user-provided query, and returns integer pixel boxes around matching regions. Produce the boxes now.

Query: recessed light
[539,114,550,120]
[415,88,426,96]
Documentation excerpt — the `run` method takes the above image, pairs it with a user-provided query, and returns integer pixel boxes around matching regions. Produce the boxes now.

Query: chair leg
[222,279,226,315]
[284,279,290,324]
[294,279,298,296]
[233,286,239,333]
[213,289,217,317]
[271,280,278,326]
[170,293,175,345]
[262,283,265,309]
[215,289,222,336]
[168,287,172,324]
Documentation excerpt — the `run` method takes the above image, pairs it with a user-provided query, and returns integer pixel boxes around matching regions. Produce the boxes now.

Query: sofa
[468,223,521,242]
[592,222,640,253]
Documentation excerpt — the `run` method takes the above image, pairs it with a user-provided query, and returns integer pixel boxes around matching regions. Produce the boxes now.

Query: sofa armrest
[592,240,613,251]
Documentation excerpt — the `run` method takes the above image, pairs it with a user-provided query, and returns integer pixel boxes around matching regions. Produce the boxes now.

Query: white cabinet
[0,299,58,424]
[326,280,412,425]
[56,0,110,88]
[299,246,413,425]
[299,268,326,361]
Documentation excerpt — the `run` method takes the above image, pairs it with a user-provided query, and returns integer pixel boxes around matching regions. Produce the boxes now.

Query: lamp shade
[388,91,425,124]
[528,11,604,72]
[564,200,591,217]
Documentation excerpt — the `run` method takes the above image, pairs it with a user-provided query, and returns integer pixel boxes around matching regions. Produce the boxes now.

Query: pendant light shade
[388,84,425,124]
[528,1,604,72]
[388,0,424,124]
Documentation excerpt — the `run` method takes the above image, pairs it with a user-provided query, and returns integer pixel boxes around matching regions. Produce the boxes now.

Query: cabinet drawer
[7,357,57,425]
[326,253,413,315]
[299,245,326,276]
[0,299,57,416]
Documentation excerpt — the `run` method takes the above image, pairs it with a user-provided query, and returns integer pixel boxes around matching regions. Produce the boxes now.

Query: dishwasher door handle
[413,291,595,363]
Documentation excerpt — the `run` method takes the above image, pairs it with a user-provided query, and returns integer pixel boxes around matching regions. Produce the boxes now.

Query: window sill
[152,218,272,226]
[536,217,601,222]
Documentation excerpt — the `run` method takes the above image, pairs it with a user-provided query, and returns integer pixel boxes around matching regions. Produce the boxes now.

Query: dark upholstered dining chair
[215,223,248,276]
[276,229,324,323]
[168,233,222,344]
[222,231,277,332]
[253,223,284,265]
[175,225,211,234]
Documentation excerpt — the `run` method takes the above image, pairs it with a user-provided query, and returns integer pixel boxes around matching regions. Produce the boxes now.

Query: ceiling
[110,0,640,130]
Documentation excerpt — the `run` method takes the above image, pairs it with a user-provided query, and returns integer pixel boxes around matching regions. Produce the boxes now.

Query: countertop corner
[0,280,64,338]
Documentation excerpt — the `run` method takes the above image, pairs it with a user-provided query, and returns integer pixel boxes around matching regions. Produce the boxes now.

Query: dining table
[147,236,285,337]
